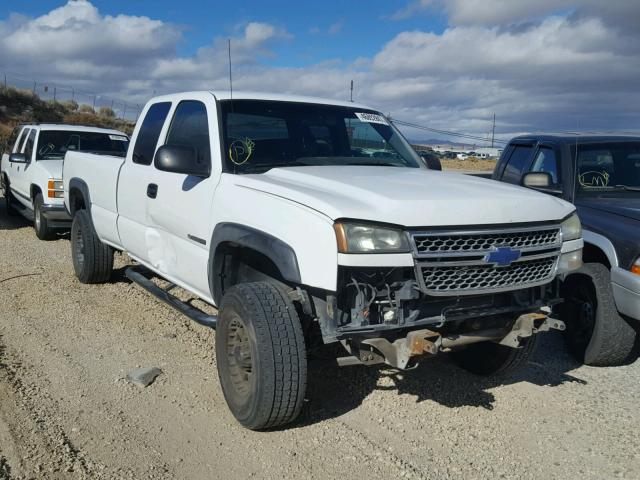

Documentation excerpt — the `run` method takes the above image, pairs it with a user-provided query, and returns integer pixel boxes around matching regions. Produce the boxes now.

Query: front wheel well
[30,184,42,201]
[582,242,611,269]
[212,243,289,304]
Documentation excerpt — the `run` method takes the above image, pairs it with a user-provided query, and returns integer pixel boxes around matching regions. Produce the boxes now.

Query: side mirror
[421,154,442,171]
[522,172,552,188]
[522,171,563,195]
[154,144,210,177]
[9,153,27,163]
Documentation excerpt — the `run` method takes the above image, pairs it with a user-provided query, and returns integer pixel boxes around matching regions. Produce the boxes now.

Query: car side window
[530,147,560,184]
[17,128,30,153]
[501,145,534,184]
[23,129,36,161]
[132,102,172,165]
[164,100,211,166]
[4,127,21,155]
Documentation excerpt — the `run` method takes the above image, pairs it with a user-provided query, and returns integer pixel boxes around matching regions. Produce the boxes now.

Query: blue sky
[1,1,640,140]
[1,0,448,66]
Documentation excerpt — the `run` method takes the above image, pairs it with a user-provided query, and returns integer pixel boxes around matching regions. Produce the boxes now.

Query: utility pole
[491,113,496,148]
[350,80,353,102]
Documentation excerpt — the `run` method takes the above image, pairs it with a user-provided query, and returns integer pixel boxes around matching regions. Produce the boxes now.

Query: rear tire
[561,263,636,366]
[216,282,307,430]
[33,193,55,240]
[71,209,113,284]
[452,335,538,376]
[4,180,17,217]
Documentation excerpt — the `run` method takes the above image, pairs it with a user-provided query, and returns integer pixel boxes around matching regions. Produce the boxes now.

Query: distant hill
[0,86,135,152]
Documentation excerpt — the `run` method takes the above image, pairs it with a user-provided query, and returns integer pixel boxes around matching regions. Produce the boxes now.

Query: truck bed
[63,151,125,248]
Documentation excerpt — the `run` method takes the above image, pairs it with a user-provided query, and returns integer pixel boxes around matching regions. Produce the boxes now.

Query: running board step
[125,266,217,329]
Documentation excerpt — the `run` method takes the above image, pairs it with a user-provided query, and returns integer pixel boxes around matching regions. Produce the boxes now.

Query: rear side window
[530,147,560,184]
[501,145,534,184]
[164,100,211,166]
[132,102,171,165]
[23,129,36,161]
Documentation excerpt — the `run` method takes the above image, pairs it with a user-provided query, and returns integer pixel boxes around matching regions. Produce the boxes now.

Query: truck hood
[576,196,640,222]
[38,160,64,179]
[233,166,574,227]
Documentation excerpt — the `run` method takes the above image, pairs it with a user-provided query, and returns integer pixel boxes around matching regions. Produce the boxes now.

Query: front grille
[410,225,562,295]
[413,228,560,255]
[419,257,557,295]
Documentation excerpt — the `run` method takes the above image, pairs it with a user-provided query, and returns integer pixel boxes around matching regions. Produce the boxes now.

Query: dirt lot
[441,157,497,171]
[1,199,640,480]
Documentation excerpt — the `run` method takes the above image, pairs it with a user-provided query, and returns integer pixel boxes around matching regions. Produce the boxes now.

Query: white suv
[1,124,129,239]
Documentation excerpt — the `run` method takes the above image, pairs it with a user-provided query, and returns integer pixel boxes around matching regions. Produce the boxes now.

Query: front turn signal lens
[632,258,640,275]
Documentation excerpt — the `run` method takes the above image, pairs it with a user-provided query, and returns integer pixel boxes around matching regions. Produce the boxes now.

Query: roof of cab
[19,124,128,136]
[148,90,375,111]
[510,133,640,145]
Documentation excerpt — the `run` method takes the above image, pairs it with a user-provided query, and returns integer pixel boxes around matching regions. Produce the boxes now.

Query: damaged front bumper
[337,312,566,369]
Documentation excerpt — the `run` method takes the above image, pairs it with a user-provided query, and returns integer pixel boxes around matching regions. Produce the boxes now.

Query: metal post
[72,87,75,102]
[122,103,127,119]
[33,81,36,93]
[92,95,97,110]
[491,113,496,148]
[3,74,6,89]
[53,87,56,101]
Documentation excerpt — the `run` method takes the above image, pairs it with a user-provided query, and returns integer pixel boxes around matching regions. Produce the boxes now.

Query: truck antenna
[228,38,233,103]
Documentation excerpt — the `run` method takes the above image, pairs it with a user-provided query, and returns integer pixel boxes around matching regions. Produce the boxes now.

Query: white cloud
[1,1,639,139]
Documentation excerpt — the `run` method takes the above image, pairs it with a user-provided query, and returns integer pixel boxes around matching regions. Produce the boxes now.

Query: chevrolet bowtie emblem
[485,246,522,266]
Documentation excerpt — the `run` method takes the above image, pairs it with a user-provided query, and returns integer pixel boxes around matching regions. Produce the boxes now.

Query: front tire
[561,263,636,366]
[33,193,55,240]
[216,282,307,430]
[71,209,114,284]
[452,335,538,376]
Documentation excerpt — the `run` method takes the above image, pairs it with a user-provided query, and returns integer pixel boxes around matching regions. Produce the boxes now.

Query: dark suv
[493,134,639,366]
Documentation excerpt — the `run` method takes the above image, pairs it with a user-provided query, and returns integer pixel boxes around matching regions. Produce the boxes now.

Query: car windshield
[575,141,640,195]
[36,130,129,160]
[220,100,422,173]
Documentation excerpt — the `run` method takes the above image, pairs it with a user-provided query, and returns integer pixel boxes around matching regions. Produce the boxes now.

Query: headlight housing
[561,213,582,241]
[334,222,411,253]
[632,257,640,275]
[47,179,64,199]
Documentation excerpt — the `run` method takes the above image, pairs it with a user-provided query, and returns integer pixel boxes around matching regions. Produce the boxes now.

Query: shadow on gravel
[0,198,30,231]
[296,332,586,428]
[0,456,12,480]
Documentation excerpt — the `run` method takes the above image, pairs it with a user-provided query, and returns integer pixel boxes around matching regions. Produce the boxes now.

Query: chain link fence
[1,71,142,122]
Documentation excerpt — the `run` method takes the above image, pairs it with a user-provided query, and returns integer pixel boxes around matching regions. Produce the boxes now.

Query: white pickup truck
[1,124,129,239]
[63,91,583,429]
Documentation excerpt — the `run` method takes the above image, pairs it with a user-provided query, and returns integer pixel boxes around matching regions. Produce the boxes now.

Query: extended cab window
[575,142,640,193]
[220,100,422,173]
[164,100,210,166]
[37,131,129,160]
[132,102,171,165]
[530,147,560,184]
[501,145,534,184]
[23,129,36,161]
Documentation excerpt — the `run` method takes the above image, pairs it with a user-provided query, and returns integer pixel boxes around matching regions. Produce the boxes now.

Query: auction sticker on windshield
[109,135,128,141]
[355,112,389,125]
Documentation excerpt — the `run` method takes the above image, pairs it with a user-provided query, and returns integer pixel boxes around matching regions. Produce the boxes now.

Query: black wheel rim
[566,283,596,348]
[226,316,253,399]
[74,225,85,269]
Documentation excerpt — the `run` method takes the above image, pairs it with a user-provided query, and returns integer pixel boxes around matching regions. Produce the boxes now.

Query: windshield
[36,130,129,160]
[575,141,640,195]
[220,100,422,173]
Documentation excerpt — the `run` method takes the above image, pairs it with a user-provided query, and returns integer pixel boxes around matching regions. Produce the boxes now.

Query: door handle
[146,183,158,199]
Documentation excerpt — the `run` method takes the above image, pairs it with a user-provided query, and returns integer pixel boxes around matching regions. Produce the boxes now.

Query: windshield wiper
[613,185,640,192]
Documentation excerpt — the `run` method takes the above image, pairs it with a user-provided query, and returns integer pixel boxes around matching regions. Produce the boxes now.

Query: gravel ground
[0,199,639,480]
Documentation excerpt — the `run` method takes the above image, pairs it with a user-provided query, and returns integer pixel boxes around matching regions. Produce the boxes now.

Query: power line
[391,118,509,145]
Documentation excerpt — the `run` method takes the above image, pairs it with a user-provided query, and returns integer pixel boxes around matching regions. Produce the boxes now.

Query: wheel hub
[226,317,253,397]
